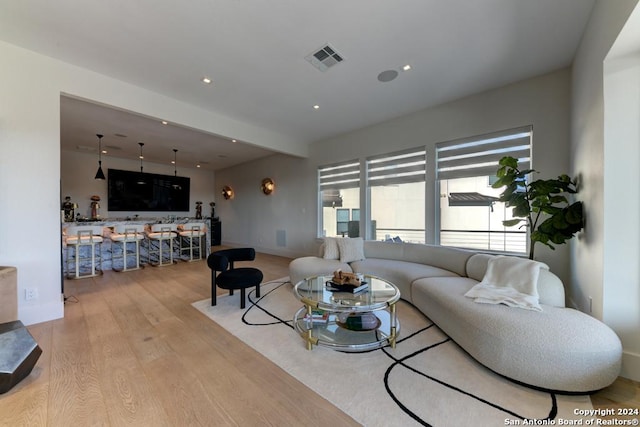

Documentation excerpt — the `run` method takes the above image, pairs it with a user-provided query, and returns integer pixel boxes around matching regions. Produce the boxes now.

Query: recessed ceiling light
[202,77,212,84]
[196,164,201,168]
[403,64,412,71]
[313,105,320,110]
[161,120,168,125]
[101,150,107,154]
[231,139,237,143]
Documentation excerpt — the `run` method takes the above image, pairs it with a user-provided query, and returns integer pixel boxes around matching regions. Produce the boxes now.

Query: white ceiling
[0,0,595,170]
[59,96,276,172]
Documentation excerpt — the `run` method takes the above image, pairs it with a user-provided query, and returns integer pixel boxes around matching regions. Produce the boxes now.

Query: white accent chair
[64,225,104,279]
[178,222,207,261]
[110,224,146,271]
[146,223,177,266]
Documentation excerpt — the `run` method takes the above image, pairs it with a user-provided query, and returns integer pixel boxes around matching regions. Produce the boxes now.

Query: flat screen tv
[108,168,190,212]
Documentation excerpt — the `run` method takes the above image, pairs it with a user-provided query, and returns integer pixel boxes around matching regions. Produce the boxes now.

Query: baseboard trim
[621,350,640,382]
[219,241,307,260]
[18,298,64,326]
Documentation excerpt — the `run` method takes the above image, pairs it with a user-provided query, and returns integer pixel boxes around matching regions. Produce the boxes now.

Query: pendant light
[94,134,106,180]
[173,148,178,176]
[171,148,182,189]
[136,142,146,184]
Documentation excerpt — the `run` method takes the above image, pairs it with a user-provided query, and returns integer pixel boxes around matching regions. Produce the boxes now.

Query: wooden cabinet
[0,267,17,323]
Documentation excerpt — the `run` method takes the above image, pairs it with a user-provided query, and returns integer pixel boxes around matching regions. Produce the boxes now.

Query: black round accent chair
[207,248,263,309]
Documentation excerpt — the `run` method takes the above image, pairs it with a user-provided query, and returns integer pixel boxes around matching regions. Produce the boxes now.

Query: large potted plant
[492,156,584,260]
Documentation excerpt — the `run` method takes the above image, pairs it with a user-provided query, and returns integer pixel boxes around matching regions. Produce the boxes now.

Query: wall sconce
[222,185,234,200]
[261,178,275,195]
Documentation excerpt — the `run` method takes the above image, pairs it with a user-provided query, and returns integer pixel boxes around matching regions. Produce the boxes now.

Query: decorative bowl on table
[336,312,381,331]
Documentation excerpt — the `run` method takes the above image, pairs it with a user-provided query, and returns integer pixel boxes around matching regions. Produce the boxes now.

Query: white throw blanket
[464,256,548,312]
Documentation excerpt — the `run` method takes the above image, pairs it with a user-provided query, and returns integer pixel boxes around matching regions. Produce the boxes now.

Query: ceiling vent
[305,44,344,72]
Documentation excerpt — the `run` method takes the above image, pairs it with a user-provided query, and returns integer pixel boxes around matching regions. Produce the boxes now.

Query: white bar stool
[110,224,146,271]
[64,225,104,279]
[146,223,177,266]
[178,222,207,261]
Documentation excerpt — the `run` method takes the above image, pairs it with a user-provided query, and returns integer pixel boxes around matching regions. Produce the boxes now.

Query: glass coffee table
[293,274,400,352]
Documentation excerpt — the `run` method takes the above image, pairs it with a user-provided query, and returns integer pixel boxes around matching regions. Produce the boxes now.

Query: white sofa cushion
[350,258,459,300]
[362,241,472,277]
[322,237,340,260]
[337,237,365,263]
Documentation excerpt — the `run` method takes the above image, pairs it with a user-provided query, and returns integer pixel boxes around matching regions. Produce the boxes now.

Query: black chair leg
[256,284,260,298]
[211,271,217,306]
[240,288,246,309]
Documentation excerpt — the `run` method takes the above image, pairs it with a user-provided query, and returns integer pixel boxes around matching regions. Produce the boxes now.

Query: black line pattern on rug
[242,280,294,329]
[380,307,559,426]
[237,279,559,426]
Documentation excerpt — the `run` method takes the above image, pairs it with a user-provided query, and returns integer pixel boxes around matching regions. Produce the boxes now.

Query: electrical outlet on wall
[25,287,38,301]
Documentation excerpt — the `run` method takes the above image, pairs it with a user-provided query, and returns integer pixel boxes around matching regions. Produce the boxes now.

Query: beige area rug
[193,278,593,427]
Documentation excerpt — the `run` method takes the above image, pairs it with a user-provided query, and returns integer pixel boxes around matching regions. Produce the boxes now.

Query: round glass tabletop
[293,273,400,312]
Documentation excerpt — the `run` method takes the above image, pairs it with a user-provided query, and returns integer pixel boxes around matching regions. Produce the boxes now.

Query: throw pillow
[323,237,340,260]
[337,237,365,263]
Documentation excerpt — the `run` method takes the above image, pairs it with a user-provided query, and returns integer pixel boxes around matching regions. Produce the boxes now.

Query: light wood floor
[0,248,637,426]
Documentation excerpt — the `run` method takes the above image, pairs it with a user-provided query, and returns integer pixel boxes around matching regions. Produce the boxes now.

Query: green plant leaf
[513,204,530,218]
[565,202,583,225]
[502,219,523,227]
[552,213,569,229]
[499,156,519,169]
[549,195,568,204]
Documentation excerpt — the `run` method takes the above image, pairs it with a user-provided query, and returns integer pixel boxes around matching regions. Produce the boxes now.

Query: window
[436,126,532,253]
[367,148,426,243]
[336,209,350,236]
[318,160,360,237]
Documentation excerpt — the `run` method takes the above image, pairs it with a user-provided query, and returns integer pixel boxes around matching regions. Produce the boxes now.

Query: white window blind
[436,126,532,180]
[318,160,360,190]
[367,148,426,186]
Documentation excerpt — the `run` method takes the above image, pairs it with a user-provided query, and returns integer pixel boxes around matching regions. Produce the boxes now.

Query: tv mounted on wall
[108,168,190,212]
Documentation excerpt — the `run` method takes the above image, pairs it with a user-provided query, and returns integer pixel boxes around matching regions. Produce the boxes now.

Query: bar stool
[64,225,104,279]
[110,224,146,272]
[146,223,177,266]
[178,222,207,261]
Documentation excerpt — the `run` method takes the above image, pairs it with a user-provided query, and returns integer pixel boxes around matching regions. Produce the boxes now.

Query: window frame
[366,147,427,243]
[435,126,532,254]
[317,159,360,238]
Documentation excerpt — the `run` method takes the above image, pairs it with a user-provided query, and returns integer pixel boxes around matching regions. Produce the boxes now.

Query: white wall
[61,150,215,219]
[0,40,307,326]
[603,52,640,381]
[218,69,574,287]
[604,5,640,381]
[215,154,317,258]
[572,0,640,381]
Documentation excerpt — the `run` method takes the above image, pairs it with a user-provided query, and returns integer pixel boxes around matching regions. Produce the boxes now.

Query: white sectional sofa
[288,239,622,393]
